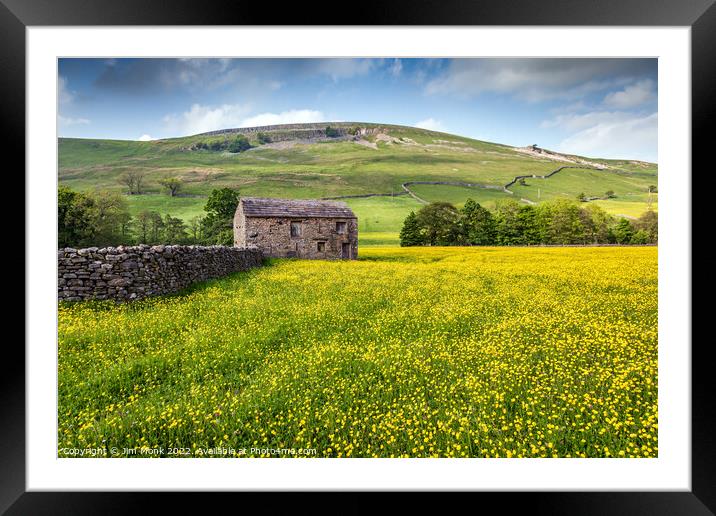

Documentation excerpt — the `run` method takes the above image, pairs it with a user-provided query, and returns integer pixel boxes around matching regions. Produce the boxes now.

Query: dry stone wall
[58,245,263,302]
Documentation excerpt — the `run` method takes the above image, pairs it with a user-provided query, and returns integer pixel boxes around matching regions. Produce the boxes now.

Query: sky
[58,58,658,162]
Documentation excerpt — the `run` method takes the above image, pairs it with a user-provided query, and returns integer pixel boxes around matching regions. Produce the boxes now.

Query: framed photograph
[7,0,713,512]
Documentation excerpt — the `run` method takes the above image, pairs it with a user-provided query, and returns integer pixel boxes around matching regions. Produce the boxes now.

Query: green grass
[591,198,658,218]
[59,123,658,227]
[407,184,513,208]
[508,168,657,218]
[58,245,658,458]
[358,232,400,246]
[344,196,424,234]
[509,168,655,202]
[125,195,208,221]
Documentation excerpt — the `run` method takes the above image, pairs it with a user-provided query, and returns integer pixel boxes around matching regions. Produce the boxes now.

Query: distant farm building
[233,197,358,259]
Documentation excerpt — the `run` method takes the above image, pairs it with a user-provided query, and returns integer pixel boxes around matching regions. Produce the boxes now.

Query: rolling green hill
[58,122,658,244]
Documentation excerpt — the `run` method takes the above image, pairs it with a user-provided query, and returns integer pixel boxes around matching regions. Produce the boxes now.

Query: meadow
[58,246,658,458]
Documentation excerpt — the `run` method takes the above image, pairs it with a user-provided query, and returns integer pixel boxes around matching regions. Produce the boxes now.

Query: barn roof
[239,197,356,219]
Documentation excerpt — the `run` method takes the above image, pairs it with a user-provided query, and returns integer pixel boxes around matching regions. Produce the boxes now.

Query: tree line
[399,198,657,247]
[58,186,240,248]
[191,133,254,153]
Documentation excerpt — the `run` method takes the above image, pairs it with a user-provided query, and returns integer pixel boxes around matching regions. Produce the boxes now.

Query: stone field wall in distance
[58,245,263,302]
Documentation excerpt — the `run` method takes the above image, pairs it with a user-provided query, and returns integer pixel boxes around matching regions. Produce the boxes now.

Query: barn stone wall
[235,216,358,260]
[58,245,263,302]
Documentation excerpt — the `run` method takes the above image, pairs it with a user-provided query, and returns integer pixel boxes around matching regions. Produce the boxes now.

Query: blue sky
[58,58,658,162]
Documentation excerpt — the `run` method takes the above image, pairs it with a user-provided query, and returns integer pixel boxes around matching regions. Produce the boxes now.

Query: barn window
[317,242,326,252]
[336,221,347,234]
[290,221,302,237]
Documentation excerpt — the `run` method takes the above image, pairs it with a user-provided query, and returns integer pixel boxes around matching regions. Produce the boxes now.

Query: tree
[613,218,635,244]
[256,132,272,144]
[188,216,203,243]
[58,186,96,248]
[534,203,553,243]
[201,188,240,245]
[119,170,145,194]
[460,199,496,245]
[209,140,225,151]
[494,200,523,245]
[135,172,146,194]
[205,188,239,220]
[228,134,252,153]
[648,185,658,193]
[325,125,340,138]
[605,190,615,199]
[399,211,424,246]
[163,214,188,243]
[634,209,658,243]
[516,205,541,244]
[200,219,234,245]
[135,210,153,244]
[415,202,462,246]
[58,186,134,247]
[630,230,650,244]
[584,204,614,243]
[545,199,585,244]
[90,190,133,246]
[578,206,595,242]
[148,212,165,243]
[159,177,182,197]
[577,192,586,202]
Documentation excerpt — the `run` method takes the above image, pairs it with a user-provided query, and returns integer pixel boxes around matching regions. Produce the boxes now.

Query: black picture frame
[5,0,712,513]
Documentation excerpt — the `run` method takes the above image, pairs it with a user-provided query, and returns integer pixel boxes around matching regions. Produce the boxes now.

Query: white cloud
[603,79,655,109]
[315,59,375,81]
[547,111,657,162]
[238,109,326,128]
[58,76,92,128]
[137,134,155,141]
[58,115,90,126]
[170,59,243,90]
[163,104,327,135]
[541,110,629,131]
[414,118,446,132]
[58,76,74,106]
[163,103,252,136]
[550,100,589,115]
[388,59,403,77]
[425,59,647,102]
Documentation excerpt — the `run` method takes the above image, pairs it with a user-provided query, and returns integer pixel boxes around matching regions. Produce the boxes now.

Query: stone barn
[234,197,358,259]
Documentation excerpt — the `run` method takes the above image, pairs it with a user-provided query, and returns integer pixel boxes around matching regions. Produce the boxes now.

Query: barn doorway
[341,242,351,259]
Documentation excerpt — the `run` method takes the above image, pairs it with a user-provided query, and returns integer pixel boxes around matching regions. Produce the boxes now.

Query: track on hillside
[321,165,601,205]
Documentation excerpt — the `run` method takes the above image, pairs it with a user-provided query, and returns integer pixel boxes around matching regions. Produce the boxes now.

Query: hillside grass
[591,198,658,218]
[125,195,208,222]
[58,125,658,235]
[509,168,656,202]
[355,232,401,246]
[407,184,513,208]
[344,196,423,235]
[58,245,657,458]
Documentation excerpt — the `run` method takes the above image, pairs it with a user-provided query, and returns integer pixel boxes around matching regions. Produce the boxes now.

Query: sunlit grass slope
[58,123,658,242]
